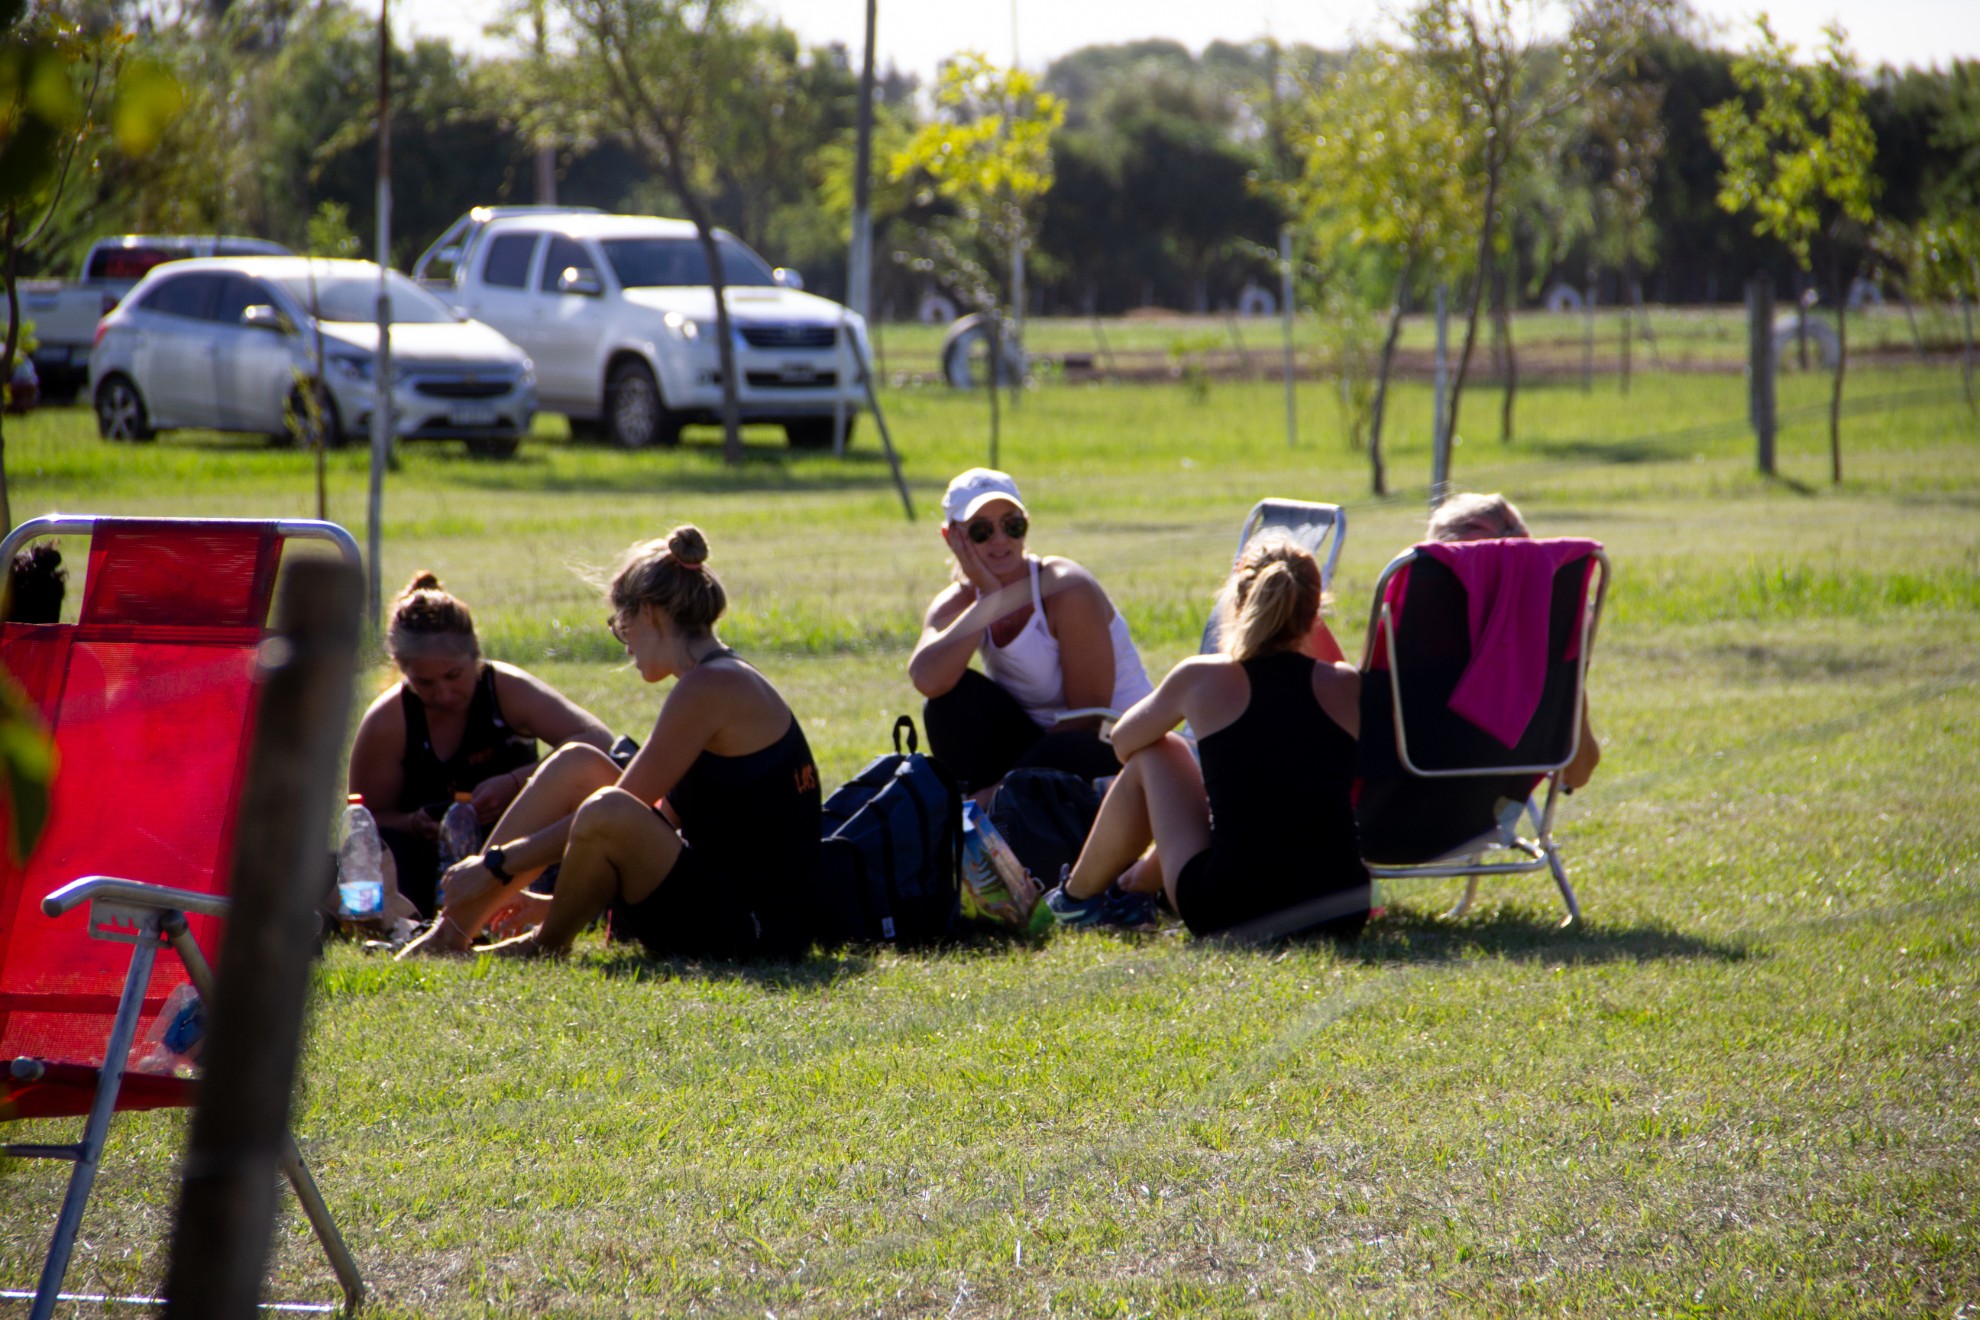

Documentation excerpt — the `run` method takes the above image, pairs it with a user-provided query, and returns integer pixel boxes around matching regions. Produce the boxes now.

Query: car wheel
[465,435,521,460]
[94,375,154,442]
[785,417,851,450]
[282,383,343,449]
[605,361,679,449]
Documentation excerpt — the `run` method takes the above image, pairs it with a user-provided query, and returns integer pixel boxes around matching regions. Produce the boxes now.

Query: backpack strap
[893,714,919,756]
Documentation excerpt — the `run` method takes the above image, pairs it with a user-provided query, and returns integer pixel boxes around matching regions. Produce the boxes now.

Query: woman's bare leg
[402,745,622,954]
[1063,735,1209,901]
[514,786,686,955]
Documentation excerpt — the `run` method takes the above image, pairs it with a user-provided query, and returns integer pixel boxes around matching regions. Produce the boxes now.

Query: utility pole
[367,0,393,630]
[847,0,876,320]
[1431,283,1451,506]
[532,0,555,204]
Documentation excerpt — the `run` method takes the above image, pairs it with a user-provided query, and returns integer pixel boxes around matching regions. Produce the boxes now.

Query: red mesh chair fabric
[80,522,279,630]
[0,522,277,1071]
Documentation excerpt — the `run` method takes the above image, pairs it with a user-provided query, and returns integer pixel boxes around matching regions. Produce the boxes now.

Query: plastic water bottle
[435,792,480,907]
[335,793,386,920]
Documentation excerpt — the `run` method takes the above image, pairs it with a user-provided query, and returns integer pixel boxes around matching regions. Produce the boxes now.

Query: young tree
[2,5,179,530]
[1285,44,1476,493]
[891,50,1064,456]
[553,0,755,461]
[1409,0,1662,466]
[1706,19,1878,485]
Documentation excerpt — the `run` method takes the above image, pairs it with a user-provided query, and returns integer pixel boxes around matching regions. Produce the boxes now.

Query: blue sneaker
[1045,871,1160,932]
[1045,881,1109,927]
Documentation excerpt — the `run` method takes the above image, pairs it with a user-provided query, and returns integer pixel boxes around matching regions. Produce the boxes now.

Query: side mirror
[242,304,291,334]
[557,267,604,297]
[772,267,804,292]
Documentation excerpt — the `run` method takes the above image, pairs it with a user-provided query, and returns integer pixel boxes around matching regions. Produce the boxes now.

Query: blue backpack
[811,717,962,948]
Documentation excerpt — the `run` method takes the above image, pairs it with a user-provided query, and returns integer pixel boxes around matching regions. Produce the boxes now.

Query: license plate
[779,362,822,383]
[451,406,498,427]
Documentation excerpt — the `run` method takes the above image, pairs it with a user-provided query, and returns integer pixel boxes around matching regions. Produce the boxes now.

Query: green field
[2,358,1977,1316]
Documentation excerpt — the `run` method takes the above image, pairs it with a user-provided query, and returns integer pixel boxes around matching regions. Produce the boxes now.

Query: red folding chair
[1354,538,1609,926]
[0,515,365,1317]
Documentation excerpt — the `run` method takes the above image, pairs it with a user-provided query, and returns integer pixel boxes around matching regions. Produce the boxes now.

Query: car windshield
[272,271,457,324]
[601,236,777,289]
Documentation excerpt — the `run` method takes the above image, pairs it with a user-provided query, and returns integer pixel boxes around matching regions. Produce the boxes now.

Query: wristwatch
[483,845,514,882]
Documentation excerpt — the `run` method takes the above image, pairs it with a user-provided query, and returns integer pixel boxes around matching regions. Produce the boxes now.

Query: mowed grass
[1,359,1977,1316]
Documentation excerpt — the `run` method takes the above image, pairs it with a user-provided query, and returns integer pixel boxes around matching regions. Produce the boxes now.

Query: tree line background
[12,0,1979,322]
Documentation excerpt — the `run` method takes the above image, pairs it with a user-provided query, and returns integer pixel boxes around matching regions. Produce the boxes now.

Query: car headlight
[327,353,373,383]
[662,311,709,343]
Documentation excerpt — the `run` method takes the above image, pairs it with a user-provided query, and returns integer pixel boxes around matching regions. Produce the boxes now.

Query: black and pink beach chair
[1354,537,1609,926]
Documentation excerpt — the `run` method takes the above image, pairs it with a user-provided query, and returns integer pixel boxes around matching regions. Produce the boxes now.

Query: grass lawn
[1,359,1976,1316]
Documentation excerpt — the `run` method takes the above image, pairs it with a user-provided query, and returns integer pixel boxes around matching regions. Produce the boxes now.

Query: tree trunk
[1366,261,1411,499]
[1581,263,1595,394]
[1963,282,1976,413]
[1830,263,1848,486]
[662,145,741,463]
[1,211,18,534]
[1496,255,1517,444]
[985,314,1002,469]
[1440,139,1503,459]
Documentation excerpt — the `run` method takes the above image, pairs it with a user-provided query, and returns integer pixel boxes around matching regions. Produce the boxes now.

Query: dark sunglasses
[966,513,1029,544]
[607,611,630,642]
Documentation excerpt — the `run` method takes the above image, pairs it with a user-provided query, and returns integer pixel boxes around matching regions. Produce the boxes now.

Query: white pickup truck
[18,234,289,402]
[429,211,867,449]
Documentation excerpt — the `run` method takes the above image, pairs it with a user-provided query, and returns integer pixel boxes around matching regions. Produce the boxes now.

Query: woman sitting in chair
[1045,536,1369,941]
[1426,492,1601,790]
[399,526,822,961]
[349,571,615,914]
[909,467,1153,794]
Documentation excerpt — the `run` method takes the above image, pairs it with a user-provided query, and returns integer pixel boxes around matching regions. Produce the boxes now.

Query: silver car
[89,257,536,457]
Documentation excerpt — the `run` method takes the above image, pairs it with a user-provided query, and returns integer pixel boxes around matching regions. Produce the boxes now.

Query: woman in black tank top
[1046,537,1369,941]
[399,526,822,962]
[349,572,614,913]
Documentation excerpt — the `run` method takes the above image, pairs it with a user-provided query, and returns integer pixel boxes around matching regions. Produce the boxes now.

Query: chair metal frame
[1358,544,1609,926]
[1200,500,1347,656]
[0,515,365,1319]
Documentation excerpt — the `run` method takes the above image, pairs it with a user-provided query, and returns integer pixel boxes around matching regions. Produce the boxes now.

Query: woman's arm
[491,662,614,751]
[1106,659,1207,759]
[1565,699,1600,790]
[1043,563,1117,725]
[907,578,1034,697]
[347,687,435,838]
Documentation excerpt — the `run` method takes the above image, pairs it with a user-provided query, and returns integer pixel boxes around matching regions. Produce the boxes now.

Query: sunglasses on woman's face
[607,610,631,642]
[966,513,1029,544]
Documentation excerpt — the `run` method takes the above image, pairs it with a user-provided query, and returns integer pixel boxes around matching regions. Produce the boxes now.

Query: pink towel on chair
[1417,538,1600,748]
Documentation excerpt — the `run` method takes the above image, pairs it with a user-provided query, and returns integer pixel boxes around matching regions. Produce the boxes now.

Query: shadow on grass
[1345,904,1754,966]
[587,944,874,991]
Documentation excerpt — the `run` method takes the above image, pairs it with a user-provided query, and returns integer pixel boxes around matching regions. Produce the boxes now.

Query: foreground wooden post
[164,559,362,1320]
[1746,278,1777,476]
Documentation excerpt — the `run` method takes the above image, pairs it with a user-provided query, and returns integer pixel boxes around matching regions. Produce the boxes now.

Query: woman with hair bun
[399,526,822,961]
[348,570,613,914]
[1045,536,1370,941]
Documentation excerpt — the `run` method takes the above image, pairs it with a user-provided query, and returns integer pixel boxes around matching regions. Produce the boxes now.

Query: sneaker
[1100,884,1161,932]
[1044,874,1161,932]
[1044,881,1110,927]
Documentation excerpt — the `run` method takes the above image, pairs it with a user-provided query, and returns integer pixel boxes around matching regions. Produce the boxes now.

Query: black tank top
[1197,650,1368,909]
[397,666,539,813]
[668,714,822,957]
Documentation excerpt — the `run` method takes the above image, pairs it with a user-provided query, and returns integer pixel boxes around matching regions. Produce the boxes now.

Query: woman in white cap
[909,467,1153,793]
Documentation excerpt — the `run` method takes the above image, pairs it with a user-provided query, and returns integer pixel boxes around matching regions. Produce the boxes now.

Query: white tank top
[981,556,1153,727]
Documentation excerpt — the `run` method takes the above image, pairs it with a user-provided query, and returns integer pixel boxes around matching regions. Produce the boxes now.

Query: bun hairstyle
[610,524,725,636]
[1427,491,1529,543]
[387,570,480,661]
[6,543,67,624]
[1218,536,1323,663]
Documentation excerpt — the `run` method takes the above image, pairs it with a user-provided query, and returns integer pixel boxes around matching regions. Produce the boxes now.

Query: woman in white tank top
[909,468,1153,793]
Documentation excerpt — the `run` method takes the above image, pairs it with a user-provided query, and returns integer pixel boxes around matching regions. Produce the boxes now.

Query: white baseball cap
[942,468,1027,524]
